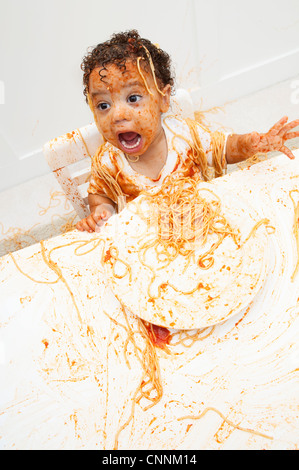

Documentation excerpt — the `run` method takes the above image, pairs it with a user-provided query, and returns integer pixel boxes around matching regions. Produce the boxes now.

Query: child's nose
[112,102,132,123]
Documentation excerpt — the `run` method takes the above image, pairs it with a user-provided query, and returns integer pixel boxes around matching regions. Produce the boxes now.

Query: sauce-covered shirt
[87,116,227,205]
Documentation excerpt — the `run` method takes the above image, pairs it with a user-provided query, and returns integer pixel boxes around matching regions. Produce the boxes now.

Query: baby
[76,29,299,233]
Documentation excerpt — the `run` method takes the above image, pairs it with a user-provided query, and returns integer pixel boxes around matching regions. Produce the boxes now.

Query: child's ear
[160,84,172,113]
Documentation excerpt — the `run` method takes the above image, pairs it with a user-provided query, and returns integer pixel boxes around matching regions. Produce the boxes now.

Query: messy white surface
[0,152,299,449]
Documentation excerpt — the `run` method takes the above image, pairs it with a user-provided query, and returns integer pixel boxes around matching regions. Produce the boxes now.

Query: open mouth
[118,132,142,152]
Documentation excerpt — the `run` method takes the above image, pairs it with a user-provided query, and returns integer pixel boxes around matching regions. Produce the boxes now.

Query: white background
[0,0,299,191]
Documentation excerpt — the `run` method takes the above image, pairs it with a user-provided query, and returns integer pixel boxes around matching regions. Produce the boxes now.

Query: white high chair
[43,89,195,220]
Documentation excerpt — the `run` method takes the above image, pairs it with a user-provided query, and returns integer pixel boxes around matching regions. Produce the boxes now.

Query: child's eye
[97,102,110,111]
[128,95,141,103]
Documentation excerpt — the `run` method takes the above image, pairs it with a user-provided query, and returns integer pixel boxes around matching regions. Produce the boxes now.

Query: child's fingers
[87,215,98,232]
[279,119,299,135]
[268,116,288,134]
[285,130,299,140]
[94,212,109,232]
[76,204,115,233]
[93,206,109,222]
[92,211,106,227]
[280,145,295,160]
[75,221,83,231]
[76,218,94,232]
[94,209,114,232]
[76,219,86,231]
[94,217,107,232]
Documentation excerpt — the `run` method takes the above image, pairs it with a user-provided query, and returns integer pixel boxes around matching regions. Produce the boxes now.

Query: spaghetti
[138,45,166,97]
[4,131,280,450]
[90,145,127,211]
[7,206,272,449]
[103,307,163,449]
[137,57,153,96]
[178,406,273,441]
[134,174,241,278]
[163,116,227,181]
[103,170,272,315]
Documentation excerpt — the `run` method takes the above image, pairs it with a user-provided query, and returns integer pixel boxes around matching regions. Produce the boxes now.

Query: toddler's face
[88,60,171,157]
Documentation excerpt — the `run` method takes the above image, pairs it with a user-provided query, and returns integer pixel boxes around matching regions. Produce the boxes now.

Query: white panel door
[190,0,299,108]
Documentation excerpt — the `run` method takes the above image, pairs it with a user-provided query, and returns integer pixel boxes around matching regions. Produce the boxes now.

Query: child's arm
[225,116,299,164]
[76,193,116,233]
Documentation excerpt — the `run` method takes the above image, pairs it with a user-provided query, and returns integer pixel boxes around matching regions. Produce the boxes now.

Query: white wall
[0,0,299,192]
[193,0,299,107]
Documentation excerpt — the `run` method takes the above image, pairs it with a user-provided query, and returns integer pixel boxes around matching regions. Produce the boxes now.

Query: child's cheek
[137,114,158,141]
[96,119,116,144]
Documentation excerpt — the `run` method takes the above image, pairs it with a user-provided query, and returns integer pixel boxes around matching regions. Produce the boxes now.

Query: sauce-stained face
[88,60,171,158]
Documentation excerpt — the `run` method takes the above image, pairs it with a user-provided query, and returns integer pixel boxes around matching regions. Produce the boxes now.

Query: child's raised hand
[245,116,299,160]
[76,203,115,233]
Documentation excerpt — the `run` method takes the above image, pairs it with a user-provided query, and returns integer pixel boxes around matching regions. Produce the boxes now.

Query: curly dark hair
[81,29,175,103]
